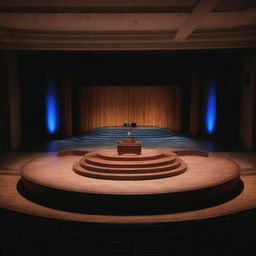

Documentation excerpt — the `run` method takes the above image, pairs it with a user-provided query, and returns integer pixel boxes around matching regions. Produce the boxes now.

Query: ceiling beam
[175,0,221,40]
[0,0,196,13]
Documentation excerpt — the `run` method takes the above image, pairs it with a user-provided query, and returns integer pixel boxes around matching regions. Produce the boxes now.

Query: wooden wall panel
[77,85,181,132]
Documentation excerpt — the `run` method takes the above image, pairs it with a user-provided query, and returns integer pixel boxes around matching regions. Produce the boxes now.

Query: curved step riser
[97,153,165,161]
[85,157,176,168]
[73,162,187,180]
[80,160,181,174]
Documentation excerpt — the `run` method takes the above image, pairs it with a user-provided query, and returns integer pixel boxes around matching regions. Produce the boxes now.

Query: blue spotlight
[205,72,216,134]
[46,80,59,134]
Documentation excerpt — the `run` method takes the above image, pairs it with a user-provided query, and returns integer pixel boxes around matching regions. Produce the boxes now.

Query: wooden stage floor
[0,151,255,224]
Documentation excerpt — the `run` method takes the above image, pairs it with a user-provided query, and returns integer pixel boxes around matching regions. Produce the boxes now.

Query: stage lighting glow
[46,81,58,134]
[205,73,216,134]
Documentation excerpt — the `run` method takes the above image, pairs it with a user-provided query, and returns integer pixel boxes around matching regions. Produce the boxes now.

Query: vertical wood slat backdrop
[77,85,181,132]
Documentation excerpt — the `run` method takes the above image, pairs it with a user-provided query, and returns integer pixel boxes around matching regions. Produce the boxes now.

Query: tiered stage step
[73,150,187,180]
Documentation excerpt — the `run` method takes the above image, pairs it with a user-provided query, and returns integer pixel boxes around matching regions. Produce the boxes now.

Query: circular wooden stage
[1,148,256,225]
[15,149,243,218]
[1,149,256,255]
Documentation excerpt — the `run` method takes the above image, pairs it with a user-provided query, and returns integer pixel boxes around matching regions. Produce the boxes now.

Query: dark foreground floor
[0,207,256,256]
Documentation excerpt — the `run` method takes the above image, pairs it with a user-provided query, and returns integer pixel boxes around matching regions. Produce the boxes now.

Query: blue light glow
[205,72,216,134]
[46,80,58,134]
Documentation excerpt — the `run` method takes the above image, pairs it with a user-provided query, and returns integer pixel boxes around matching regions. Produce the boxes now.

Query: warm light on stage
[18,147,243,217]
[0,128,255,225]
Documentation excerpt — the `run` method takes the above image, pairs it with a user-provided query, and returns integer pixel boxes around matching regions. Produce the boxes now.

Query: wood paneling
[8,51,21,150]
[0,51,21,150]
[77,85,181,132]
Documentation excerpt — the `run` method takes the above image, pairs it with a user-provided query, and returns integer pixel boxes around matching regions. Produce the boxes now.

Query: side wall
[0,50,21,151]
[240,49,256,149]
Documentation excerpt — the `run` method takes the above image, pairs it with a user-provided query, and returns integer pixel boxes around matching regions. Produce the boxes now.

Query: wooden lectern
[117,137,141,155]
